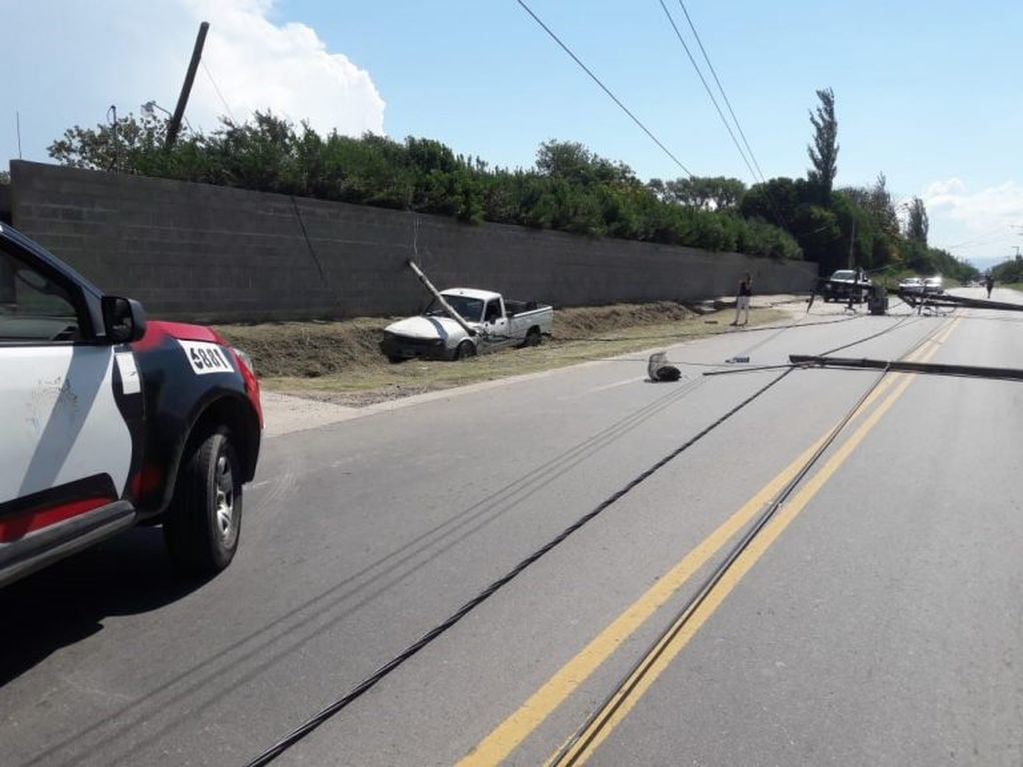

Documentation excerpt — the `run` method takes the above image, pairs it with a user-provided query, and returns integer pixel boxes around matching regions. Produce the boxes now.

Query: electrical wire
[240,367,792,766]
[549,315,954,765]
[676,0,765,181]
[656,0,791,234]
[657,0,757,182]
[239,309,929,766]
[201,60,236,123]
[515,0,694,177]
[550,363,893,765]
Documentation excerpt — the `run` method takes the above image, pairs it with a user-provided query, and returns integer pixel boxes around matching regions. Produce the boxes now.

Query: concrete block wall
[10,161,817,322]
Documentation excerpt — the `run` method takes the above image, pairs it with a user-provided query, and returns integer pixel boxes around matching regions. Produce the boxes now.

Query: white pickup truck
[380,288,554,362]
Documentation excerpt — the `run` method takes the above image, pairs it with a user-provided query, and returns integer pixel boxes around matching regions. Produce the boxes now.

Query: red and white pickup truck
[0,223,262,587]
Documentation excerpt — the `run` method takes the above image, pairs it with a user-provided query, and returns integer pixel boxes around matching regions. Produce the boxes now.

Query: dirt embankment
[216,300,787,406]
[219,302,721,377]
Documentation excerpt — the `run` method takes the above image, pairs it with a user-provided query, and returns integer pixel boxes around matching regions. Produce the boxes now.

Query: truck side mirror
[102,295,147,343]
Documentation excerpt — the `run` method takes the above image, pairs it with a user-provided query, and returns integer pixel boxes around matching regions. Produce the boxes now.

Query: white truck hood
[384,315,473,342]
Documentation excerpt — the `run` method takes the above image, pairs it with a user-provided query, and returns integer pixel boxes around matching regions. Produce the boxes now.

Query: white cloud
[921,178,965,198]
[0,0,386,166]
[182,0,386,135]
[921,178,1023,260]
[924,178,1023,231]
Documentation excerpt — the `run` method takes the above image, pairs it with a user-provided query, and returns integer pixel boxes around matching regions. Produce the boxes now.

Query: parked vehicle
[380,288,554,361]
[0,223,262,587]
[899,276,924,294]
[923,276,944,294]
[821,269,872,303]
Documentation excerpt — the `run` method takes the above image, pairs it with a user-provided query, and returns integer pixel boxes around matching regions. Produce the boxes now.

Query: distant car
[821,269,872,303]
[923,276,944,294]
[899,277,924,294]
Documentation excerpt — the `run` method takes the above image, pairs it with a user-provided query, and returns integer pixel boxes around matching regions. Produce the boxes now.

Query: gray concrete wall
[10,161,817,322]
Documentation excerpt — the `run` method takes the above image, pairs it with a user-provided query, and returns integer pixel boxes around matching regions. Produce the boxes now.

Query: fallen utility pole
[406,260,476,336]
[897,290,1023,313]
[165,21,209,149]
[790,354,1023,382]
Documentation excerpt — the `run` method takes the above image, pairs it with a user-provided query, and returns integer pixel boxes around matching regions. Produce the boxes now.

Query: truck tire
[164,427,243,577]
[454,340,477,360]
[522,327,542,347]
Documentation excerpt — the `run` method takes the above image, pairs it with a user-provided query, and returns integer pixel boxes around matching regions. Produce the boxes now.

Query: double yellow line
[458,318,960,767]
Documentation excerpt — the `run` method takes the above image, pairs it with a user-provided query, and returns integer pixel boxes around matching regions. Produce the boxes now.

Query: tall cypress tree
[807,88,839,201]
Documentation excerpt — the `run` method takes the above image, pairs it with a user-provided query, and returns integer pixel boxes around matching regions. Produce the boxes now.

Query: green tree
[807,87,839,201]
[990,255,1022,283]
[535,140,635,186]
[48,111,178,173]
[648,176,746,211]
[906,197,929,246]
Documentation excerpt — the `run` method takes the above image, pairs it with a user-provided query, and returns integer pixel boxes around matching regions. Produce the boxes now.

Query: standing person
[985,274,994,298]
[732,272,752,326]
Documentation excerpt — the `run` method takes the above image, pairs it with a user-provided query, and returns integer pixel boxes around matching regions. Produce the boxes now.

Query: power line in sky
[201,60,236,124]
[657,0,758,184]
[676,0,767,182]
[515,0,694,178]
[657,0,792,234]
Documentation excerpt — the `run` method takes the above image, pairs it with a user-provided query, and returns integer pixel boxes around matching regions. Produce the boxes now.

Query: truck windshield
[831,270,856,280]
[426,296,483,322]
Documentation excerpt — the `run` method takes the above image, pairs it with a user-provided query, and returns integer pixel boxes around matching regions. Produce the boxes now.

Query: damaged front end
[380,331,448,362]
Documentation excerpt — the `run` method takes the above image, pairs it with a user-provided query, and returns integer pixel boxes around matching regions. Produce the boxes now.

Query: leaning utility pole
[165,21,209,149]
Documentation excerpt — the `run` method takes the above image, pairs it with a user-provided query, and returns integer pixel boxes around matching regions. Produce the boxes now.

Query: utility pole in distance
[165,21,209,149]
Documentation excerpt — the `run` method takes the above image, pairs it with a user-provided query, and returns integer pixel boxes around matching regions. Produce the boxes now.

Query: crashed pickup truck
[380,288,554,362]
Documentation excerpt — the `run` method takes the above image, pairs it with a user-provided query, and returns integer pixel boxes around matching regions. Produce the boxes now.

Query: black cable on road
[704,311,925,378]
[240,367,796,766]
[241,306,937,766]
[550,313,954,765]
[550,359,894,765]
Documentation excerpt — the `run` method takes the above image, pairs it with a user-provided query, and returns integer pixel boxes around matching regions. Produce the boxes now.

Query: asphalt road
[3,290,1022,766]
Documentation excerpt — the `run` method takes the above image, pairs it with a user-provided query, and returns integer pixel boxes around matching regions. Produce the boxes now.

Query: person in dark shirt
[732,272,752,326]
[985,274,994,298]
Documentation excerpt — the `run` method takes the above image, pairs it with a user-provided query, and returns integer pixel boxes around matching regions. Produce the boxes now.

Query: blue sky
[3,0,1022,268]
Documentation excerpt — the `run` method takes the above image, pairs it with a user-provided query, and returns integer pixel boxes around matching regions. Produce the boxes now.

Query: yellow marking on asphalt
[454,436,828,767]
[552,323,955,765]
[458,319,957,767]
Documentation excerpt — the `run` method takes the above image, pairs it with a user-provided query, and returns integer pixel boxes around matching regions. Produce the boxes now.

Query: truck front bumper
[380,333,449,361]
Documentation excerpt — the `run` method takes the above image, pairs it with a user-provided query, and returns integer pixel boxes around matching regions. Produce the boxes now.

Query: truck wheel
[454,340,477,360]
[164,427,242,577]
[522,328,542,347]
[387,355,404,364]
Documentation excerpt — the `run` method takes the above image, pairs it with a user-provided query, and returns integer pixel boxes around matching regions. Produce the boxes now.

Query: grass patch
[217,302,788,406]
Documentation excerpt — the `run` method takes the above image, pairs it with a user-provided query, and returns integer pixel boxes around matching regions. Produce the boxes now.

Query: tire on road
[163,427,243,577]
